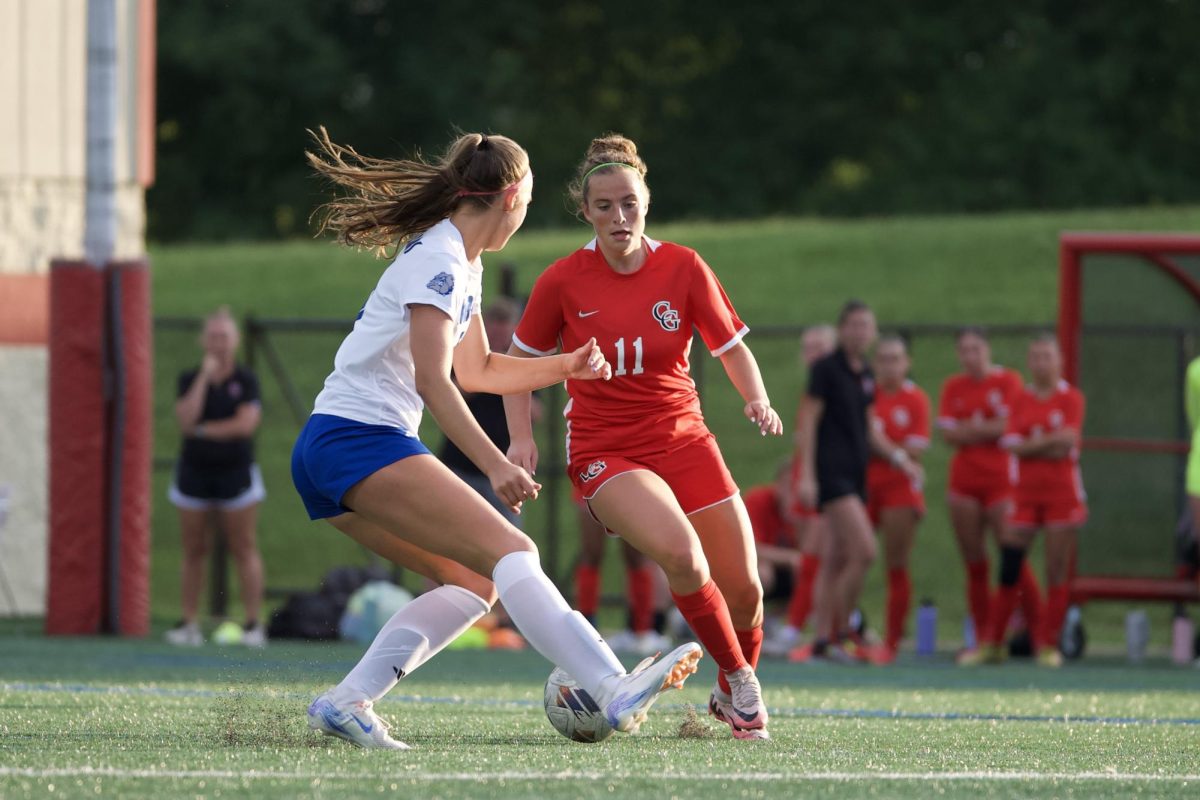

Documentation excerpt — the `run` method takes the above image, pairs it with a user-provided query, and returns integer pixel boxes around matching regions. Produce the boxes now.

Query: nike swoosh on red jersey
[577,310,600,317]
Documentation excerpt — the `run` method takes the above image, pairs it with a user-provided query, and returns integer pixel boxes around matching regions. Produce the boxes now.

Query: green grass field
[2,627,1199,799]
[143,205,1200,650]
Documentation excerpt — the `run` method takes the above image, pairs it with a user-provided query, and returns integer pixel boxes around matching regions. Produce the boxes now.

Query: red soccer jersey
[868,380,931,484]
[1001,380,1086,499]
[513,237,747,458]
[743,484,793,547]
[937,367,1023,479]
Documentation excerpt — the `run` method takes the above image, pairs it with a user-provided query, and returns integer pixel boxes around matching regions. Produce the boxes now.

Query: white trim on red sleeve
[709,325,750,357]
[511,333,557,357]
[935,416,958,430]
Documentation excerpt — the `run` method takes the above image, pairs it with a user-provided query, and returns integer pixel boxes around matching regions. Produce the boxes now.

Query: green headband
[583,161,638,183]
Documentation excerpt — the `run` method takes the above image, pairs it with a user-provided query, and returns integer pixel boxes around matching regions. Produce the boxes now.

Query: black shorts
[169,460,265,511]
[817,468,866,509]
[765,565,795,604]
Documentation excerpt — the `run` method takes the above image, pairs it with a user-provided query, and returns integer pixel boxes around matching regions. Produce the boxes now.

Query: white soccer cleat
[596,642,702,734]
[164,621,203,647]
[761,625,802,658]
[723,665,769,730]
[708,686,771,740]
[307,691,411,750]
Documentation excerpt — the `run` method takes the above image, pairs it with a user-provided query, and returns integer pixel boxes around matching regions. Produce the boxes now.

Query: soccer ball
[543,667,614,743]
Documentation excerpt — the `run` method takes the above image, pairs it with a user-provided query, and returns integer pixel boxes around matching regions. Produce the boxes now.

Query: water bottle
[1125,609,1149,663]
[962,616,977,652]
[915,599,937,656]
[1171,605,1193,666]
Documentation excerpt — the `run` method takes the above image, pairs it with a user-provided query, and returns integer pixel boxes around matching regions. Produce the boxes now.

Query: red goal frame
[1058,232,1200,606]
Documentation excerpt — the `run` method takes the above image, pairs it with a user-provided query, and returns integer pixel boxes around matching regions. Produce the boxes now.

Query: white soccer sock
[492,550,626,697]
[334,584,491,703]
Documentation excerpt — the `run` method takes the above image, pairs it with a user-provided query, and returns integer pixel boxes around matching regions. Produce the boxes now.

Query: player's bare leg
[824,496,877,647]
[166,508,211,646]
[216,503,264,636]
[591,472,765,736]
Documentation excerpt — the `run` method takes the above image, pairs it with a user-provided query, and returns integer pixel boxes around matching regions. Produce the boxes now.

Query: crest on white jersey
[652,300,680,332]
[427,272,455,296]
[579,460,607,483]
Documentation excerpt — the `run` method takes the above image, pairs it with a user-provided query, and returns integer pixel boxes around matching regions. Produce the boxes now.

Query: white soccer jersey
[313,218,482,433]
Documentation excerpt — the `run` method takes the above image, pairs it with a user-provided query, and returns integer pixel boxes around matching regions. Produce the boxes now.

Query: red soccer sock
[574,564,600,619]
[787,554,821,629]
[886,567,911,651]
[966,559,991,637]
[1040,584,1070,649]
[986,583,1021,645]
[1018,561,1043,643]
[626,565,655,633]
[719,626,764,694]
[672,579,747,691]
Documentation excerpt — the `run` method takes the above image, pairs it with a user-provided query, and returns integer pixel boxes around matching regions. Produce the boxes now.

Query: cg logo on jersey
[579,460,607,483]
[652,300,680,332]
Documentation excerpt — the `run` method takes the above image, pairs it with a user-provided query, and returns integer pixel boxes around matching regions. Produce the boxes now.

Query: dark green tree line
[150,0,1200,241]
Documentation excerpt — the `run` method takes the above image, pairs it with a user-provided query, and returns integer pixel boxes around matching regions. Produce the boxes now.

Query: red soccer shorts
[868,472,926,527]
[568,434,739,517]
[947,463,1013,509]
[1009,493,1088,530]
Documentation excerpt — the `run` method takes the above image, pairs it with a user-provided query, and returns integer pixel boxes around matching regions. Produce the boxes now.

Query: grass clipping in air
[217,686,325,749]
[677,705,712,739]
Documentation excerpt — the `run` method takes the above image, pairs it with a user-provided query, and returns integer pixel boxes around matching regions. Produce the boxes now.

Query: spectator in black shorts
[166,307,266,647]
[795,300,921,661]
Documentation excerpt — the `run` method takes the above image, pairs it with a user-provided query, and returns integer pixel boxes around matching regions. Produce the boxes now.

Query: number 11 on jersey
[613,337,644,377]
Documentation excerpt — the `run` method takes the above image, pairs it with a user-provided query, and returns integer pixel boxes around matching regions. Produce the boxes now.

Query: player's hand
[489,460,542,515]
[506,437,540,476]
[798,476,818,509]
[564,338,612,382]
[744,400,783,437]
[200,354,221,377]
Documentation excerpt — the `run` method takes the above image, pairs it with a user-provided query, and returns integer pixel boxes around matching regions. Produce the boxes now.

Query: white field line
[0,767,1197,783]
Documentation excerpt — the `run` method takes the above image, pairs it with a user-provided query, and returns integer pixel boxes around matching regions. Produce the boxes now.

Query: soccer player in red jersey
[867,335,930,663]
[937,327,1041,657]
[964,335,1086,668]
[505,134,782,740]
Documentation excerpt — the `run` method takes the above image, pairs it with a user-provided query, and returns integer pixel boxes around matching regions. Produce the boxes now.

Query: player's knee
[725,578,764,618]
[439,564,497,605]
[181,537,211,561]
[999,545,1026,586]
[657,544,706,584]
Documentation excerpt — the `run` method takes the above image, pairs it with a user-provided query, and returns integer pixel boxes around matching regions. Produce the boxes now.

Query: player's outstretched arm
[718,342,783,436]
[453,315,610,396]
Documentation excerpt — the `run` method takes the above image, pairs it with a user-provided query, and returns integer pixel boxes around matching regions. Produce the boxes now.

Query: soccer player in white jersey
[293,128,701,749]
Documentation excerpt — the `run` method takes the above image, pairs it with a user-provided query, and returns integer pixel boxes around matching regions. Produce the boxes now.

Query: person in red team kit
[505,134,782,740]
[964,335,1086,668]
[867,335,930,663]
[938,327,1041,658]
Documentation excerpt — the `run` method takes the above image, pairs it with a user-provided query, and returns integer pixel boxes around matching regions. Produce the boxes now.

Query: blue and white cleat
[307,691,410,750]
[597,642,702,734]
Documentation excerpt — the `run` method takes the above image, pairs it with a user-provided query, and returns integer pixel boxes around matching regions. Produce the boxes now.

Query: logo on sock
[392,666,406,679]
